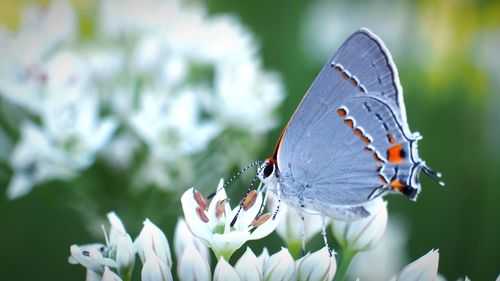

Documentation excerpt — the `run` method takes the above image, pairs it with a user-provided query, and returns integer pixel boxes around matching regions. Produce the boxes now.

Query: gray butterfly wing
[279,94,422,214]
[331,27,407,122]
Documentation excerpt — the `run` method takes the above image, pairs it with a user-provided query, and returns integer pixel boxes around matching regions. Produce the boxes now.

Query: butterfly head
[258,157,279,189]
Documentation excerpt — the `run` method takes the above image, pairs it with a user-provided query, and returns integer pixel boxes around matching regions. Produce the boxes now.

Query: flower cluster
[69,179,462,281]
[0,0,284,198]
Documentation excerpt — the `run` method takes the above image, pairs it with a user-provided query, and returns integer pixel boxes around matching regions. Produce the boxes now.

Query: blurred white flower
[331,198,388,252]
[181,179,283,260]
[174,218,210,263]
[347,218,409,280]
[69,212,134,279]
[106,212,135,276]
[234,247,263,281]
[268,194,324,251]
[1,0,284,198]
[263,247,295,281]
[101,267,122,281]
[391,249,440,281]
[294,247,337,281]
[177,244,211,281]
[141,253,173,281]
[134,219,172,268]
[0,0,77,111]
[69,244,117,276]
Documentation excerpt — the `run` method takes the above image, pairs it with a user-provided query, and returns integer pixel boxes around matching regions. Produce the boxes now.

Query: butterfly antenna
[422,163,445,186]
[230,164,267,227]
[207,160,262,200]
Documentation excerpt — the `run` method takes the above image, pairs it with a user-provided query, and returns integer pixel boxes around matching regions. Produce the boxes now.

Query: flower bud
[295,247,336,281]
[332,198,388,252]
[263,248,295,281]
[213,257,241,281]
[173,218,210,263]
[134,219,172,268]
[234,247,263,281]
[141,254,173,281]
[392,249,439,281]
[177,244,211,281]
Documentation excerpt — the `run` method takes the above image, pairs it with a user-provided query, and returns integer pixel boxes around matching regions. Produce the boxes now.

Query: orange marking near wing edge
[378,174,388,184]
[387,144,405,164]
[337,108,347,117]
[390,180,406,192]
[344,119,354,128]
[353,128,363,137]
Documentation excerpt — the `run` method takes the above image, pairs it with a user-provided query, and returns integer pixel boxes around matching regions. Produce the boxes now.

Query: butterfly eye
[263,162,274,178]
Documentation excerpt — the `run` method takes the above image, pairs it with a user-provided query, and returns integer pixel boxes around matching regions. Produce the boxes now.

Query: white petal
[134,219,172,268]
[177,244,211,281]
[263,248,295,281]
[234,247,263,281]
[107,212,126,244]
[115,233,135,273]
[296,247,336,281]
[211,231,248,259]
[86,270,102,281]
[395,249,439,281]
[70,245,116,274]
[332,198,388,251]
[101,267,122,281]
[181,188,213,244]
[174,218,210,263]
[141,254,173,281]
[6,172,34,199]
[213,257,241,281]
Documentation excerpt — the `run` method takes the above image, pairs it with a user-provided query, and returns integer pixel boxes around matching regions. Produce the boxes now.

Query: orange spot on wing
[337,108,347,117]
[353,128,363,137]
[387,144,405,164]
[361,135,371,144]
[344,119,354,128]
[390,180,406,192]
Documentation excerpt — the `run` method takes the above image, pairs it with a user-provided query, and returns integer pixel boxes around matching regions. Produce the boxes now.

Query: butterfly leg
[321,215,332,257]
[298,200,307,256]
[272,183,282,220]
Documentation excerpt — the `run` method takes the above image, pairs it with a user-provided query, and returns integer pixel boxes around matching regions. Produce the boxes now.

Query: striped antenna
[207,160,262,200]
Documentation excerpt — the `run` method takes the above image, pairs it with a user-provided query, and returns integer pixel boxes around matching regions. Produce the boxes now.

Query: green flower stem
[214,248,235,262]
[333,248,357,281]
[287,240,303,259]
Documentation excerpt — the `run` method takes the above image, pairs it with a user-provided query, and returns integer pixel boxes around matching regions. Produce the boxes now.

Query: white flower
[263,248,295,281]
[0,0,77,111]
[174,218,210,263]
[141,253,173,281]
[69,244,117,275]
[391,249,440,281]
[177,244,211,281]
[213,257,241,281]
[134,219,172,268]
[181,179,283,260]
[268,194,324,251]
[331,198,388,252]
[294,247,337,281]
[347,219,409,280]
[69,212,134,278]
[101,267,122,281]
[234,247,263,281]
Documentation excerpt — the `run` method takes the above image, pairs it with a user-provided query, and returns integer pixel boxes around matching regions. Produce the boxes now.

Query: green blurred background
[0,0,499,280]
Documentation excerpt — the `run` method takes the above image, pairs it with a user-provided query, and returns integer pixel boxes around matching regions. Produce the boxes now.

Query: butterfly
[258,28,443,222]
